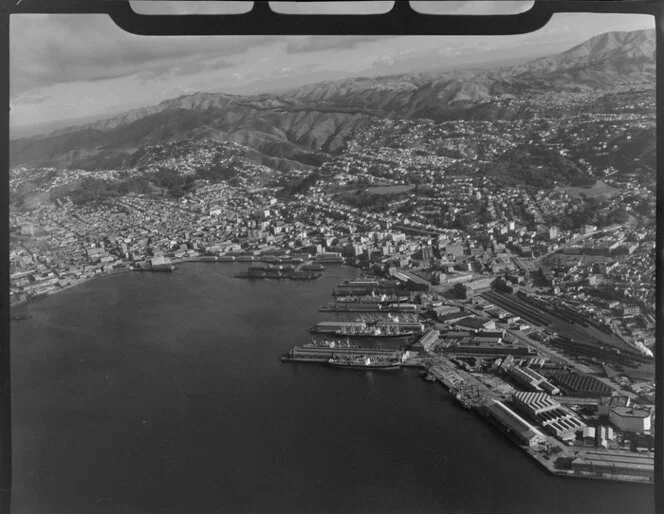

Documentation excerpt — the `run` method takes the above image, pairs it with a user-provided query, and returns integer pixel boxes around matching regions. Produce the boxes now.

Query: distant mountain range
[10,29,655,171]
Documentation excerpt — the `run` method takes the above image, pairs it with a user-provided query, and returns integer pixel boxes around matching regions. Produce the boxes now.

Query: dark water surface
[10,263,655,514]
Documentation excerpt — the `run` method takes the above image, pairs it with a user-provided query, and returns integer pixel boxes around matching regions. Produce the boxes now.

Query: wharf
[320,305,418,313]
[425,355,502,408]
[282,346,403,364]
[421,356,653,484]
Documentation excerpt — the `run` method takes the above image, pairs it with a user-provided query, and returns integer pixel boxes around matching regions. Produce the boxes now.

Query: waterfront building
[507,366,560,395]
[512,391,586,441]
[484,399,547,447]
[571,450,654,481]
[315,252,343,263]
[609,406,652,433]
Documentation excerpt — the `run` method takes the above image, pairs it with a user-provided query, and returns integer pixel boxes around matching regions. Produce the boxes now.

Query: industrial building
[315,251,343,263]
[609,406,652,433]
[507,366,561,395]
[571,450,654,481]
[484,399,547,447]
[548,371,613,397]
[512,391,586,441]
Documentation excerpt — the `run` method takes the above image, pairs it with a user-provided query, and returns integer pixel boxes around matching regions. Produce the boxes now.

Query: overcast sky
[10,2,654,130]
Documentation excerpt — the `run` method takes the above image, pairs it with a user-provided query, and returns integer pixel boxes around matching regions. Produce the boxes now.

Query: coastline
[12,262,655,486]
[416,361,654,485]
[10,256,224,308]
[10,267,132,309]
[10,256,358,309]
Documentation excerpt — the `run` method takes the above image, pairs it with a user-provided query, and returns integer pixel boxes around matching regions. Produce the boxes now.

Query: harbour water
[10,263,655,514]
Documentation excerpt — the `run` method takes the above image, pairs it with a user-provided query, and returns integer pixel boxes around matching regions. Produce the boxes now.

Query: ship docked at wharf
[281,342,410,370]
[311,313,424,346]
[327,354,402,371]
[303,337,361,350]
[332,277,408,297]
[321,296,418,312]
[236,264,321,280]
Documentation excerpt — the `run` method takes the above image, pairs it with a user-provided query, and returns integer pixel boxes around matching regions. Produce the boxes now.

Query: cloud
[285,36,396,54]
[10,14,279,94]
[137,58,234,82]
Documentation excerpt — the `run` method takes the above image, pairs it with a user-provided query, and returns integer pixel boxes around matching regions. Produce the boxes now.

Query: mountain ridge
[10,28,655,170]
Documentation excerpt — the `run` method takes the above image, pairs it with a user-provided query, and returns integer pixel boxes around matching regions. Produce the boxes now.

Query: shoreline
[11,263,655,486]
[10,257,350,308]
[10,267,132,309]
[10,257,240,308]
[420,361,654,485]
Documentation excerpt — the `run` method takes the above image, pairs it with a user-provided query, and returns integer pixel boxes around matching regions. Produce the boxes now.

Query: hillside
[9,29,655,171]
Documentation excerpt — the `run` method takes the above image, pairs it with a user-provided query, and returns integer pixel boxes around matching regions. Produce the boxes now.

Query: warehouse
[484,399,547,447]
[512,391,587,441]
[571,450,654,481]
[548,371,613,397]
[507,367,561,395]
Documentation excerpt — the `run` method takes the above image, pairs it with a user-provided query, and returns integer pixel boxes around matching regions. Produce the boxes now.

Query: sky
[9,1,655,133]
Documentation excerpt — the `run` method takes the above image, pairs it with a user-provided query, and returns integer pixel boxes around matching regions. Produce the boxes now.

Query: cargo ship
[311,320,418,338]
[335,293,410,304]
[320,303,417,313]
[333,323,415,341]
[327,355,401,371]
[303,337,360,349]
[301,263,326,272]
[236,264,321,280]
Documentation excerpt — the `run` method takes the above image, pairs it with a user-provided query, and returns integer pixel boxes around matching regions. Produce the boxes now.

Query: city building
[609,407,652,433]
